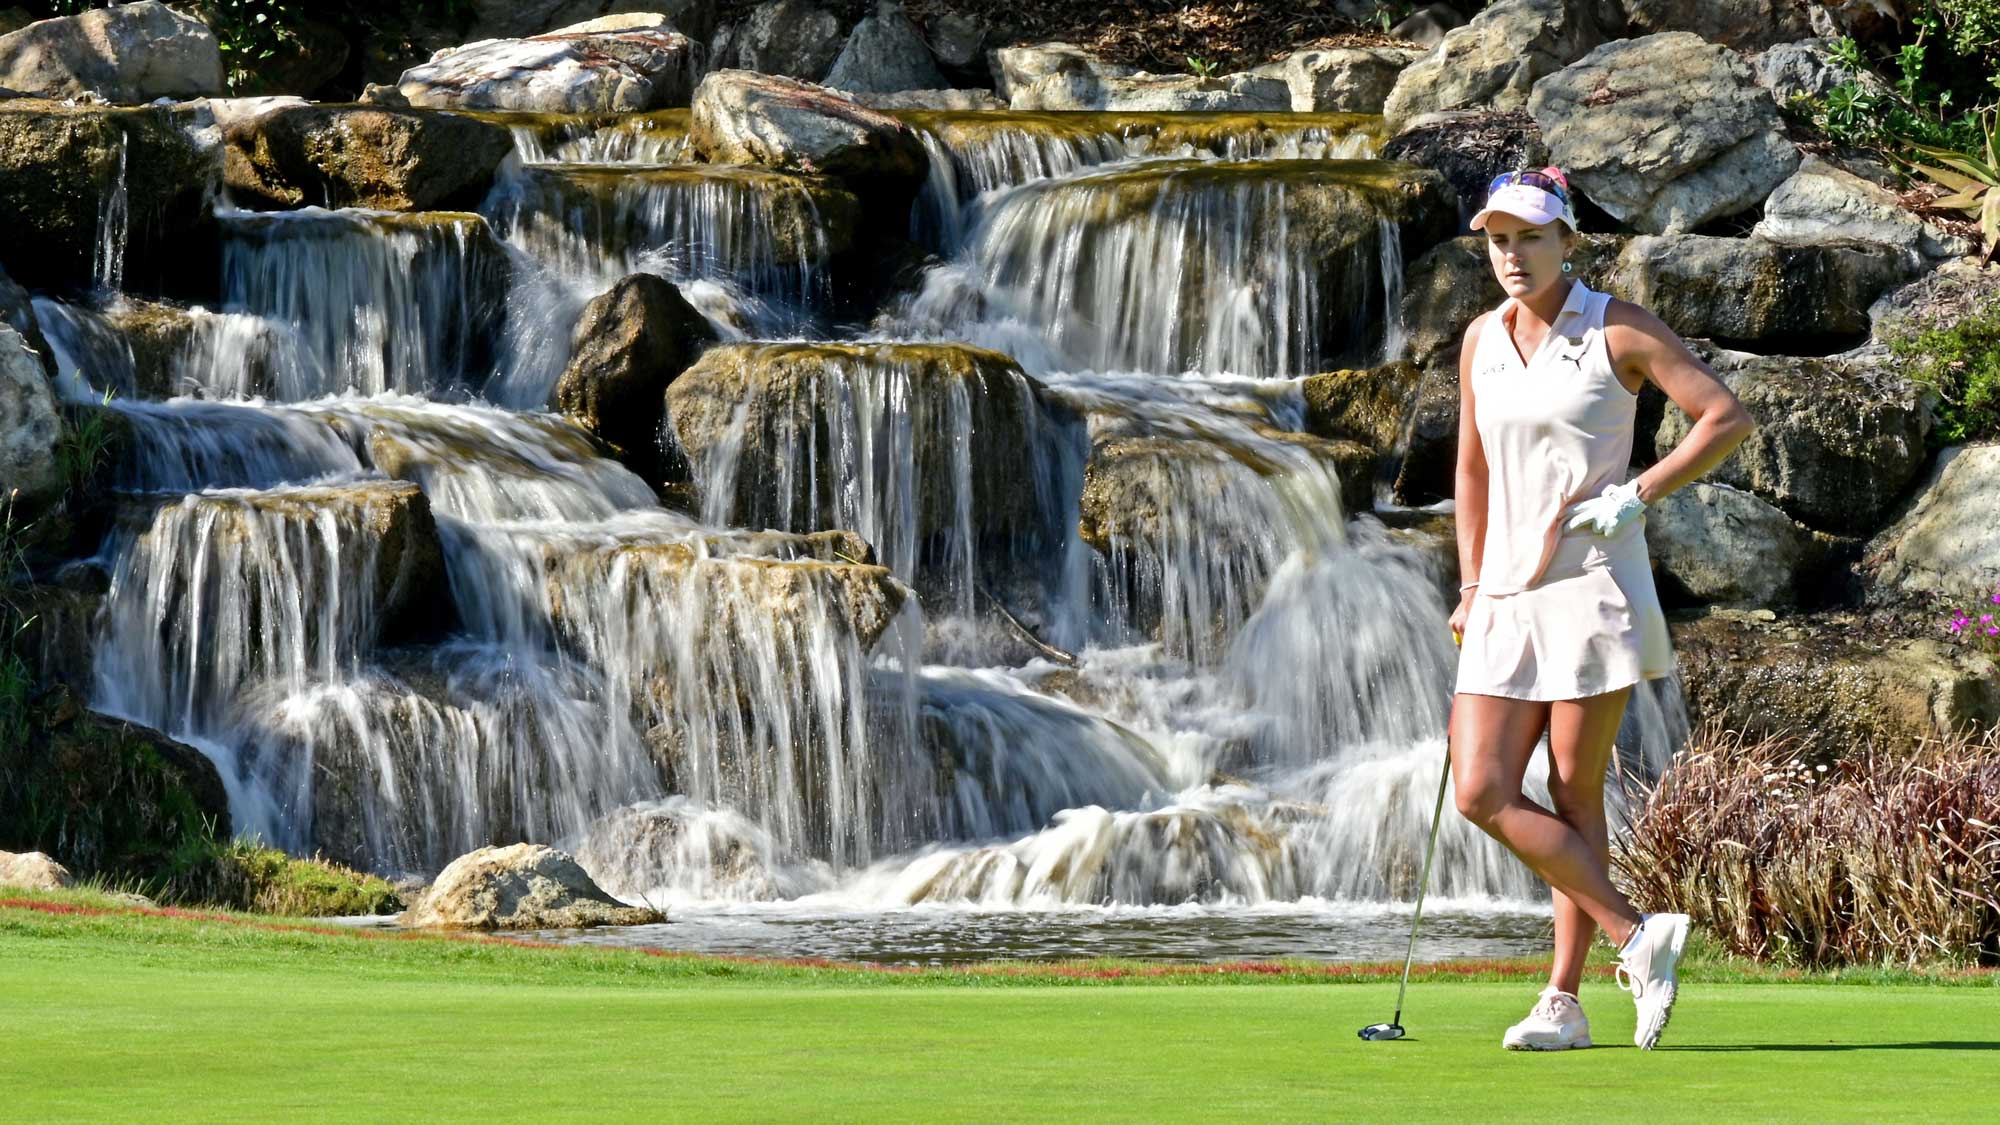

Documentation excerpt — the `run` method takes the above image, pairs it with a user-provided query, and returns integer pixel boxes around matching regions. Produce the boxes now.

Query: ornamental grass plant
[1615,721,2000,968]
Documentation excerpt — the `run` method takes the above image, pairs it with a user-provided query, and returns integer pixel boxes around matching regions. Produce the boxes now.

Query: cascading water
[50,108,1689,961]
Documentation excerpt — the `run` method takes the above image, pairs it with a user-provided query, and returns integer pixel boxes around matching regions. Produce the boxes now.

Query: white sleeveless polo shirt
[1454,278,1674,701]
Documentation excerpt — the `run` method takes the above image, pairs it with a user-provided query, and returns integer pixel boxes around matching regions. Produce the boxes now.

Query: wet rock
[665,341,1063,557]
[1253,46,1425,114]
[223,105,514,213]
[1861,443,2000,609]
[0,2,222,103]
[554,272,718,483]
[712,0,846,81]
[0,101,218,295]
[1300,360,1422,452]
[1380,109,1551,219]
[397,18,698,113]
[1621,0,1815,50]
[1382,0,1613,133]
[0,322,59,517]
[1754,154,1971,260]
[689,69,926,203]
[1389,358,1462,507]
[823,2,946,94]
[400,843,664,929]
[852,88,1005,111]
[574,798,787,901]
[1646,481,1828,607]
[0,850,72,890]
[1078,430,1378,554]
[1529,32,1799,235]
[1012,69,1292,113]
[541,538,909,650]
[1670,609,2000,753]
[1653,344,1930,535]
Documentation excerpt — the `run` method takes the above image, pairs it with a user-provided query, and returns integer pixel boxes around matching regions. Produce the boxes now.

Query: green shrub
[157,837,403,917]
[1888,291,2000,445]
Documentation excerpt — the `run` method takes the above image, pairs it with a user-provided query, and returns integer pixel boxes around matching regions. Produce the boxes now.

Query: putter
[1357,736,1455,1042]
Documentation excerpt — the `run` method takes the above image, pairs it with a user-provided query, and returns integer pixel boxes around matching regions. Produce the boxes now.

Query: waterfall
[884,160,1405,377]
[218,209,509,399]
[92,130,129,294]
[54,107,1690,939]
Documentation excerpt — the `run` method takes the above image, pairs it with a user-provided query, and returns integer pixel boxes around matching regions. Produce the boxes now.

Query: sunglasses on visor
[1486,169,1570,201]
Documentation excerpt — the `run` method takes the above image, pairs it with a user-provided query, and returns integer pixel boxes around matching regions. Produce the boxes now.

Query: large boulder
[664,342,1065,562]
[1645,481,1829,607]
[222,105,514,213]
[1607,234,1920,353]
[1253,47,1426,113]
[688,69,926,199]
[1618,0,1816,51]
[1300,361,1423,452]
[823,2,946,94]
[1528,32,1800,235]
[711,0,846,82]
[1754,154,1972,260]
[0,2,222,103]
[1671,609,2000,753]
[400,843,665,929]
[1381,0,1614,134]
[0,102,218,295]
[0,698,233,880]
[1651,345,1932,535]
[1390,3,1472,48]
[1378,109,1551,218]
[396,18,698,113]
[989,42,1136,103]
[0,263,50,375]
[554,272,717,483]
[1,322,59,517]
[465,0,718,44]
[1861,443,2000,609]
[1750,35,1880,106]
[0,850,72,890]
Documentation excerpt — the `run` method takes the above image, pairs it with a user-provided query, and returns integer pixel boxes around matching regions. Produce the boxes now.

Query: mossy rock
[223,104,515,212]
[0,691,231,882]
[0,101,218,297]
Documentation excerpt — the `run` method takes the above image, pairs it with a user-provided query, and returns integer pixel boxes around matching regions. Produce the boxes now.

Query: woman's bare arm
[1606,301,1756,504]
[1454,314,1491,587]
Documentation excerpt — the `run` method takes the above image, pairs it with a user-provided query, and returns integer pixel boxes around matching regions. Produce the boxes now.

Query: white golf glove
[1564,479,1646,537]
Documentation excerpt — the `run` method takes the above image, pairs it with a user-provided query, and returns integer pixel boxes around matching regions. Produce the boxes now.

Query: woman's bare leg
[1544,685,1632,995]
[1448,692,1643,947]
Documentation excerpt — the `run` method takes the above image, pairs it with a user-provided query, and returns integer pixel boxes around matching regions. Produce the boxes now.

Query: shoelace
[1615,961,1644,999]
[1532,993,1568,1022]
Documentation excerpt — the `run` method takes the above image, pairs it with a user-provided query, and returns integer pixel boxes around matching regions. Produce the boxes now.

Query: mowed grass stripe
[2,954,1995,1122]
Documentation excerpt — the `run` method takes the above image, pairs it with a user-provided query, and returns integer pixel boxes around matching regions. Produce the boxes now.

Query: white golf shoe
[1502,986,1592,1051]
[1615,912,1691,1050]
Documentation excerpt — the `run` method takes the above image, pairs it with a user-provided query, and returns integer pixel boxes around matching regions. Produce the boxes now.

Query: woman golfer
[1448,167,1754,1051]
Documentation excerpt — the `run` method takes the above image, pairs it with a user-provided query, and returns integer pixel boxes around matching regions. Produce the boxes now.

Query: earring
[1561,260,1573,274]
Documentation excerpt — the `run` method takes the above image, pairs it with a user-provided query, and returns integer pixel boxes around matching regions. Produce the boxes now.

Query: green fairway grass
[3,892,1994,1123]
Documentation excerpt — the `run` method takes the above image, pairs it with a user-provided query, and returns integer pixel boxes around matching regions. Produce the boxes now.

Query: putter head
[1357,1022,1405,1041]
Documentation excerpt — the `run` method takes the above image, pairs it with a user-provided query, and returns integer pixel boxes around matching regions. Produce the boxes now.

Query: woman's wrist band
[1458,581,1480,591]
